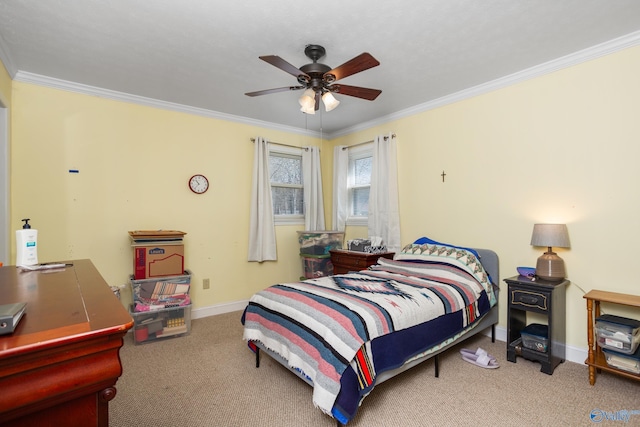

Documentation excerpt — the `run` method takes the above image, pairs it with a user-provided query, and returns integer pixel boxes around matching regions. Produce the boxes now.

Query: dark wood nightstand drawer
[329,250,395,274]
[331,254,369,268]
[510,289,549,312]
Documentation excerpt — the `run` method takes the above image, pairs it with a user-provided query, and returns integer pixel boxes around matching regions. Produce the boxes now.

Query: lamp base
[536,251,565,281]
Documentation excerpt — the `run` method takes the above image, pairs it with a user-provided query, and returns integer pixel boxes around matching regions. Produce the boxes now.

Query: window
[269,146,304,224]
[347,145,372,225]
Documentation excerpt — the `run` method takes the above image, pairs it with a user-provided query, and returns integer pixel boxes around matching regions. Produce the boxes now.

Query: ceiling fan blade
[324,53,380,82]
[331,84,382,101]
[245,86,305,97]
[259,55,310,80]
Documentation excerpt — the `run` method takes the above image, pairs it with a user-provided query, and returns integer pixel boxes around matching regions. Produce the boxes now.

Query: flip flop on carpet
[460,348,499,369]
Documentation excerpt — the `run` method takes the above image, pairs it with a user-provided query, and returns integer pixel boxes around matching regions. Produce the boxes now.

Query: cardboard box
[133,242,184,279]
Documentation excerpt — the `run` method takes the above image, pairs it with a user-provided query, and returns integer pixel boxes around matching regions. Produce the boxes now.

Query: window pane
[272,186,304,215]
[353,157,372,186]
[351,187,369,216]
[270,155,302,185]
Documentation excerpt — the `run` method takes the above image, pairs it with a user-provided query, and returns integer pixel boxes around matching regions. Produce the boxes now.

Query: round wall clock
[188,174,209,194]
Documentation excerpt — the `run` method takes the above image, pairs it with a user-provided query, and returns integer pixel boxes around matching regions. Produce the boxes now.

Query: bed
[241,240,499,425]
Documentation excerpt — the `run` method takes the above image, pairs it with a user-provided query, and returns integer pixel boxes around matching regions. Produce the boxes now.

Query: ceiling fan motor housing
[299,62,332,91]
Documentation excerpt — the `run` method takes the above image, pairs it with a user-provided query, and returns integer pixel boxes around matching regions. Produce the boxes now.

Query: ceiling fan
[245,44,382,113]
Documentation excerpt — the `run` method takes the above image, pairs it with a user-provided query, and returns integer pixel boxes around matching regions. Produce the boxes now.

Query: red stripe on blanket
[355,346,374,389]
[466,303,476,323]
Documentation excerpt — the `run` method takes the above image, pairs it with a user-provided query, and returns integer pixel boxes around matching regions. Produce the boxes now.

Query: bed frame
[252,248,499,425]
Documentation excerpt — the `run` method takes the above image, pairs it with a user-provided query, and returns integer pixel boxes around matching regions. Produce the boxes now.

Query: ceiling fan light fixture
[322,92,340,112]
[298,89,315,107]
[299,88,316,114]
[300,105,315,114]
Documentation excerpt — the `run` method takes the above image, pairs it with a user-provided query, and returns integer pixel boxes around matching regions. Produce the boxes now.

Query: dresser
[0,260,133,426]
[329,250,395,274]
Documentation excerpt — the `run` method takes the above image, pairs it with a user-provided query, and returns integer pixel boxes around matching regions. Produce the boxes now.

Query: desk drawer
[510,289,549,312]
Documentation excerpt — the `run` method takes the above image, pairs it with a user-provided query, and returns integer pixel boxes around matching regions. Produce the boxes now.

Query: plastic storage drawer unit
[520,323,549,353]
[298,231,344,255]
[595,314,640,355]
[301,254,334,279]
[130,304,192,344]
[130,271,191,312]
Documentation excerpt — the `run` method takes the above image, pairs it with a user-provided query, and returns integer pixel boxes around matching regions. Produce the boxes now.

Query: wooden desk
[0,260,134,426]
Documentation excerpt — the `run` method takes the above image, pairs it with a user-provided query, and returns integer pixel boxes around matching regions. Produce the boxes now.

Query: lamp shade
[530,224,570,248]
[530,223,570,281]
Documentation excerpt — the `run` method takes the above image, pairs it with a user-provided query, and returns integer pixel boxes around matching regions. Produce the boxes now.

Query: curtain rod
[250,138,309,151]
[342,133,396,150]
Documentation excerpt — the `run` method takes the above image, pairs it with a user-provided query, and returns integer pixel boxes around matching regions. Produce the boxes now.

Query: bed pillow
[395,242,496,306]
[412,236,480,258]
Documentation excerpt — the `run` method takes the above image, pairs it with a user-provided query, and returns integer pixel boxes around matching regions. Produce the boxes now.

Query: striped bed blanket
[242,244,496,424]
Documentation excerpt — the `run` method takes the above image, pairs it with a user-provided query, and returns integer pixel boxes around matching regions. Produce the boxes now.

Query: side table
[583,290,640,385]
[505,275,568,374]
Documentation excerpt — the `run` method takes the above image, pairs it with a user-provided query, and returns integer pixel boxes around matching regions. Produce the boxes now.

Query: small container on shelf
[602,345,640,374]
[520,323,549,353]
[595,314,640,355]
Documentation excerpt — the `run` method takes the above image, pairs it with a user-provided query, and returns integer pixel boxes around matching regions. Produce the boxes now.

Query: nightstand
[329,250,395,274]
[505,275,569,375]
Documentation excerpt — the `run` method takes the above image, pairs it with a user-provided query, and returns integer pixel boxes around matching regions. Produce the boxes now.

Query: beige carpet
[110,311,640,427]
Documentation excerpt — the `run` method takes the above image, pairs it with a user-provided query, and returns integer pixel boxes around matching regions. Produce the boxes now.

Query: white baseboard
[191,299,249,319]
[193,301,589,365]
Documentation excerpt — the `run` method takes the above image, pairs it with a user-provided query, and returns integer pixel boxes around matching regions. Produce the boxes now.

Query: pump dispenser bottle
[16,218,38,266]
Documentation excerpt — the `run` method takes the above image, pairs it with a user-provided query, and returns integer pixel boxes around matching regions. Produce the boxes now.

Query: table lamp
[530,223,570,281]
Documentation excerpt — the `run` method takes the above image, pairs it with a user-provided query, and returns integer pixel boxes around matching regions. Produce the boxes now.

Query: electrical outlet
[203,278,210,289]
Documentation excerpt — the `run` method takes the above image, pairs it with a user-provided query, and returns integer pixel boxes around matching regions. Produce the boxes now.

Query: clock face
[189,174,209,194]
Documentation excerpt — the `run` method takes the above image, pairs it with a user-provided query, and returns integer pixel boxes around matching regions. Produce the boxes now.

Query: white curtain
[368,133,401,252]
[248,137,277,262]
[302,147,325,231]
[332,145,349,232]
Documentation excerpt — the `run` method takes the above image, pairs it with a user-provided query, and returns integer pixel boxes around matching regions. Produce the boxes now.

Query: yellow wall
[10,82,320,309]
[0,61,10,103]
[5,45,640,350]
[328,45,640,348]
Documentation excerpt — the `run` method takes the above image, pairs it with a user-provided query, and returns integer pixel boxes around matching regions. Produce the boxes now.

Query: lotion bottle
[16,218,38,266]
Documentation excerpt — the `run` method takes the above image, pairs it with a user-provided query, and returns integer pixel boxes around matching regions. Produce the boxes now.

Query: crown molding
[13,71,320,138]
[329,30,640,139]
[9,30,640,141]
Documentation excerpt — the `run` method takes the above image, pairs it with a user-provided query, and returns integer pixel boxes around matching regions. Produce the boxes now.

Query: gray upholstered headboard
[474,248,499,286]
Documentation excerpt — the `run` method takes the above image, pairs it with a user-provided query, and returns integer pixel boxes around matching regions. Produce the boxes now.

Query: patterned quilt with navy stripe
[242,244,496,424]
